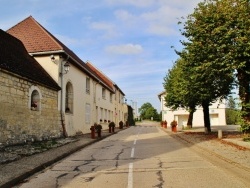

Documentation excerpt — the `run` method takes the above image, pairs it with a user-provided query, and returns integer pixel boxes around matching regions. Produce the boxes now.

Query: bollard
[90,126,95,139]
[218,130,222,139]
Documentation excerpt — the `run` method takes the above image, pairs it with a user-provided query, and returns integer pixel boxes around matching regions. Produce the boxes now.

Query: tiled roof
[86,62,115,92]
[0,29,61,90]
[7,16,94,77]
[6,16,123,93]
[7,16,62,53]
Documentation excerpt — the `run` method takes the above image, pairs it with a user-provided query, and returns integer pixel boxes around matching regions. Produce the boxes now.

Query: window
[100,107,103,122]
[31,90,40,111]
[102,88,106,99]
[110,92,112,103]
[65,82,73,113]
[29,86,42,111]
[85,103,91,124]
[86,77,90,94]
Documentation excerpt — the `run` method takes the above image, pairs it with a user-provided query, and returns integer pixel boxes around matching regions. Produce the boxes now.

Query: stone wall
[0,70,62,145]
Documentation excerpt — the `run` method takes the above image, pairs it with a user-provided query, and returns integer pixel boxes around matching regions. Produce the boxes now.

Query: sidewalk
[165,125,250,150]
[0,129,123,188]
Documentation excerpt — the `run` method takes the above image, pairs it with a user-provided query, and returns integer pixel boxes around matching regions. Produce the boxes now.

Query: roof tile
[86,62,115,92]
[0,29,60,90]
[7,16,62,53]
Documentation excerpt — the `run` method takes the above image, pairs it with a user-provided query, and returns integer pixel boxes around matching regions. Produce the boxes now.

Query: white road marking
[127,128,141,188]
[130,147,135,158]
[127,163,133,188]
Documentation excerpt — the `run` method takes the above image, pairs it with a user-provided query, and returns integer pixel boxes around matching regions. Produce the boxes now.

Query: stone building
[0,29,61,145]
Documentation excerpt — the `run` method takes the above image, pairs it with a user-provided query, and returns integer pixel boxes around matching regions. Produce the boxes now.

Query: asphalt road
[16,122,249,188]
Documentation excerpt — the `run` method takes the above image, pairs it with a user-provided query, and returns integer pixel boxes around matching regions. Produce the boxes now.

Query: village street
[15,122,250,188]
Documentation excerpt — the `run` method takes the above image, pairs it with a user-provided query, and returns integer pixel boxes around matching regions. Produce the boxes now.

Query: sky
[1,0,202,112]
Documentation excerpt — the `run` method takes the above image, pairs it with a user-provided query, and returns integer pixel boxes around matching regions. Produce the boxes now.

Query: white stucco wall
[34,56,60,83]
[95,83,114,129]
[159,93,226,127]
[34,55,127,136]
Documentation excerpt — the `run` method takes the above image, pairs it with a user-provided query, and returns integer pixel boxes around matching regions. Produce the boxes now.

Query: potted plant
[163,120,167,128]
[31,102,37,110]
[109,121,115,133]
[95,124,102,137]
[170,120,177,132]
[119,121,124,129]
[161,121,163,127]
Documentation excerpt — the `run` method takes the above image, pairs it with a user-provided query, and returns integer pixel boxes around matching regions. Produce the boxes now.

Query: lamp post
[63,61,70,74]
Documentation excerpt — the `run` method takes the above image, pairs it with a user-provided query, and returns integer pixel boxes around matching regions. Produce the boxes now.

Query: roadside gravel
[172,131,250,169]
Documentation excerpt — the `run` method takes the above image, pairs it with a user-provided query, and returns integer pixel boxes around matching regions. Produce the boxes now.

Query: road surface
[17,122,250,188]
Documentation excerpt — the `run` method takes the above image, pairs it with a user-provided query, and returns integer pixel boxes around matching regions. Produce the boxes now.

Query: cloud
[105,43,143,55]
[105,0,154,7]
[114,10,134,22]
[89,21,119,39]
[112,1,201,37]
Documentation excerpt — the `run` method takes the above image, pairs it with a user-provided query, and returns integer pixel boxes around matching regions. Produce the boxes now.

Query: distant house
[158,91,226,128]
[7,16,127,136]
[0,29,61,145]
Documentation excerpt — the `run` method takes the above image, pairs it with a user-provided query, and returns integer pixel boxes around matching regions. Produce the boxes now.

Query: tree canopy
[164,0,250,132]
[163,58,198,127]
[139,102,159,120]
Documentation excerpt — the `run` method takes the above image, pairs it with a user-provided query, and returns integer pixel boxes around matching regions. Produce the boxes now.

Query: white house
[158,91,226,127]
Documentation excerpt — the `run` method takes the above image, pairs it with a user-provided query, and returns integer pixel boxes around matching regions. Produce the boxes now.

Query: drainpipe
[60,55,69,137]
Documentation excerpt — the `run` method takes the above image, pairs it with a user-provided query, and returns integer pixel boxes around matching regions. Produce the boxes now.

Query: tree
[163,58,198,127]
[217,0,250,133]
[178,0,236,132]
[139,103,158,120]
[226,96,241,125]
[145,107,158,120]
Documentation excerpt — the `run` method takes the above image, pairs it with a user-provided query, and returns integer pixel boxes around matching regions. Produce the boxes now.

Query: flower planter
[163,123,167,128]
[171,126,177,132]
[162,120,167,128]
[170,120,177,132]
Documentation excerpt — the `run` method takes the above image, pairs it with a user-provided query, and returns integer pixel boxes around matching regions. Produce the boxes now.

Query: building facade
[0,29,61,145]
[7,16,127,137]
[158,91,226,128]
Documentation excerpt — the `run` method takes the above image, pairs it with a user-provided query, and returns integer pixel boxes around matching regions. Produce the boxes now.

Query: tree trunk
[238,68,250,121]
[202,100,211,133]
[187,109,195,128]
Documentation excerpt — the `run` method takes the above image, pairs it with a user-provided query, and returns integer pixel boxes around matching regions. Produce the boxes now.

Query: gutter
[60,55,69,137]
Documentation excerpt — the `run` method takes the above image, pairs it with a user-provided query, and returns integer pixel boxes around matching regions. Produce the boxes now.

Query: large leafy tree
[215,0,250,132]
[178,0,236,132]
[163,58,198,127]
